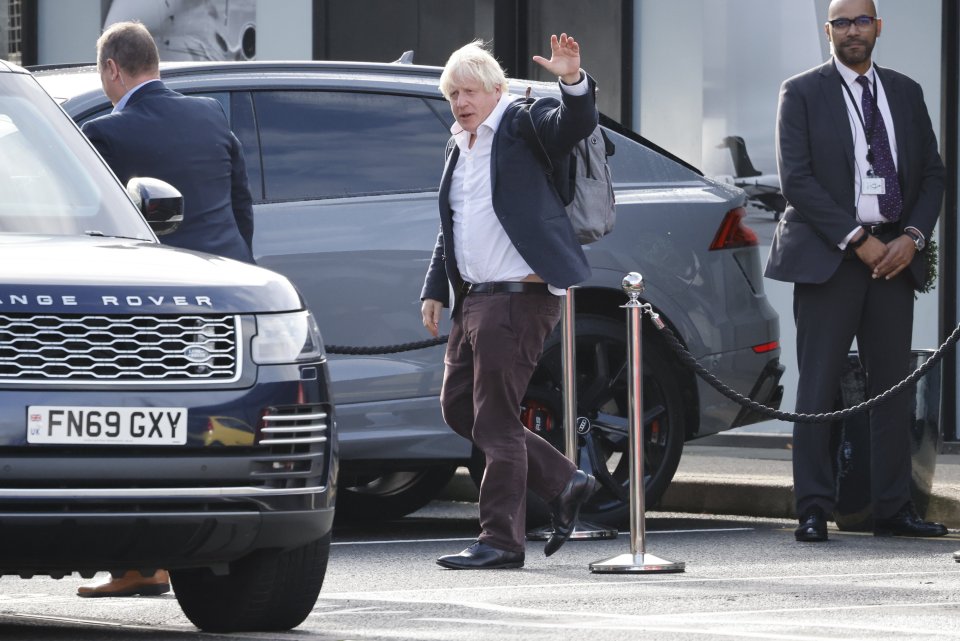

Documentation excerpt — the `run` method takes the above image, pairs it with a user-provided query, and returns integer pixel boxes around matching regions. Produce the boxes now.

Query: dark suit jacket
[82,81,255,264]
[420,76,598,310]
[765,60,944,289]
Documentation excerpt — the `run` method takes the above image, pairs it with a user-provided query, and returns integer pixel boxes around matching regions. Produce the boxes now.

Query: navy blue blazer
[420,75,599,310]
[82,81,255,264]
[765,61,944,289]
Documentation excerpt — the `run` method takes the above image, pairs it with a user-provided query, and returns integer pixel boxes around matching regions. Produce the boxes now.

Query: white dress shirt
[448,75,589,295]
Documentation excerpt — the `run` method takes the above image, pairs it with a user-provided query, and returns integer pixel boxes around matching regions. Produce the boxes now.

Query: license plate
[27,406,188,445]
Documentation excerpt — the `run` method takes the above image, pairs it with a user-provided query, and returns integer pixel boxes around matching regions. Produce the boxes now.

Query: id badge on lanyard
[862,174,886,195]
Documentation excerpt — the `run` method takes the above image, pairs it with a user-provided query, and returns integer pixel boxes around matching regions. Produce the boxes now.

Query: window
[254,91,451,201]
[0,77,151,240]
[230,91,262,201]
[602,126,701,185]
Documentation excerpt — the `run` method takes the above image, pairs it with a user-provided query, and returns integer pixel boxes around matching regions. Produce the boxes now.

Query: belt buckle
[459,281,473,297]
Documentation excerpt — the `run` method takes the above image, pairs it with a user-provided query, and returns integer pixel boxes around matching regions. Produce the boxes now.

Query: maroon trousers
[441,290,577,553]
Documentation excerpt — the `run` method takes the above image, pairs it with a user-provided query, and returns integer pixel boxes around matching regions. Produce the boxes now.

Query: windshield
[0,73,154,240]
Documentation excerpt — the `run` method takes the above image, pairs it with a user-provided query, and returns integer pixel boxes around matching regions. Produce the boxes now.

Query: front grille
[253,404,330,488]
[259,405,329,446]
[0,313,239,383]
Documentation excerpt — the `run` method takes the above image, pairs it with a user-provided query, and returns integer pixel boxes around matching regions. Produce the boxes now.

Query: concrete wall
[1,1,8,62]
[527,0,624,122]
[636,0,705,172]
[312,0,488,67]
[37,0,102,64]
[634,0,941,176]
[256,0,311,60]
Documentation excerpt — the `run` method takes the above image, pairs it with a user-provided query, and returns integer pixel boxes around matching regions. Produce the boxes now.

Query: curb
[927,484,960,528]
[658,475,795,519]
[440,469,960,529]
[660,475,960,529]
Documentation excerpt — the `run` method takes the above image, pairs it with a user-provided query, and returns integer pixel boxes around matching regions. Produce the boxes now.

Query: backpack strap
[517,97,554,174]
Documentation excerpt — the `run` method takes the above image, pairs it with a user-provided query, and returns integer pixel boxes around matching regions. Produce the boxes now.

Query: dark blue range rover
[0,61,336,633]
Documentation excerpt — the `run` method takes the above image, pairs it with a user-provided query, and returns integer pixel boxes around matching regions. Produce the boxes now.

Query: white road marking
[323,568,960,599]
[414,616,868,641]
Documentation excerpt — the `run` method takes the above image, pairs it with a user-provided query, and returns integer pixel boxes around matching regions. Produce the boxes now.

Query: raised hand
[532,33,582,84]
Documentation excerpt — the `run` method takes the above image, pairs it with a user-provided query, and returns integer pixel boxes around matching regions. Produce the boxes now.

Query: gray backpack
[521,98,616,244]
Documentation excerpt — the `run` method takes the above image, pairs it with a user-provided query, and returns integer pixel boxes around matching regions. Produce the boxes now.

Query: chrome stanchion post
[589,273,684,574]
[528,287,617,542]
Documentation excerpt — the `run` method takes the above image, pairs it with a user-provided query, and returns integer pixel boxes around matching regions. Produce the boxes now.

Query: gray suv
[35,60,783,525]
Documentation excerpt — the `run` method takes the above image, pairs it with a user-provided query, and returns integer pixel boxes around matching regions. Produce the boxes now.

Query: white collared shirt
[835,59,899,245]
[112,78,162,113]
[448,75,588,293]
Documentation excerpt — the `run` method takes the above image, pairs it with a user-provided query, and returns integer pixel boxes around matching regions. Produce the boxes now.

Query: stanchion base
[526,520,619,541]
[589,553,685,574]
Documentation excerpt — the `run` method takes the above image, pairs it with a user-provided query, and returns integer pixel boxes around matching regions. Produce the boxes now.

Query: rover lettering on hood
[0,294,214,307]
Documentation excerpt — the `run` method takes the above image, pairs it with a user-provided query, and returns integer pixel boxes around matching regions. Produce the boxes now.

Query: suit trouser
[792,256,914,519]
[441,291,577,553]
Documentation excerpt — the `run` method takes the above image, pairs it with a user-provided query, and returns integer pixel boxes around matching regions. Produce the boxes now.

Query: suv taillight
[709,207,758,250]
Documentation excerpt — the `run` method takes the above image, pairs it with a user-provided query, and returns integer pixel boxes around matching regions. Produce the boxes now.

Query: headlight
[251,311,325,364]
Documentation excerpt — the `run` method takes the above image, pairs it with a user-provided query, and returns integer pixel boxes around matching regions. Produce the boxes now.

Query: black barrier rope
[643,304,960,424]
[326,336,448,355]
[323,306,960,424]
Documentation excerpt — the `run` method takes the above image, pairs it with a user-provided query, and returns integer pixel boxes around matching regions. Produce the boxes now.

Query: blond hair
[439,40,509,101]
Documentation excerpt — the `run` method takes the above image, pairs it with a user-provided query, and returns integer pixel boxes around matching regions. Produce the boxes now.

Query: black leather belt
[862,221,900,237]
[466,281,550,295]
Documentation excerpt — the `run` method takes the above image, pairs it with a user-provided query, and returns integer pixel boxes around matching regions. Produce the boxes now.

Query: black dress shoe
[544,470,598,557]
[794,506,828,542]
[436,541,524,570]
[953,550,960,563]
[873,502,948,537]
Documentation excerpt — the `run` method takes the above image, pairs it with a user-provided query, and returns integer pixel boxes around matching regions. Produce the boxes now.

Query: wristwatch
[848,230,869,250]
[904,228,926,251]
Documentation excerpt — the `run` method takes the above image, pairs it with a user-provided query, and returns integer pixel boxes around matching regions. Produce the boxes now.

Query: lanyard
[840,70,880,166]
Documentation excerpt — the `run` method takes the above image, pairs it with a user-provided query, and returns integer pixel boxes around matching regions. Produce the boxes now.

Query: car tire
[335,465,458,521]
[468,314,686,527]
[170,534,330,633]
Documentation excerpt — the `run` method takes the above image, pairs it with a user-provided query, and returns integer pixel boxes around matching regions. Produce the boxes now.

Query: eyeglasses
[827,15,877,31]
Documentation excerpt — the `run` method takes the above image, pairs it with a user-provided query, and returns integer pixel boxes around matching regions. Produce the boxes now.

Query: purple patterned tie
[856,75,902,221]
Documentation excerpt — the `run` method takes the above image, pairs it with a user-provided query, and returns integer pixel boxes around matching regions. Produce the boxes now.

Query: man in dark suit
[75,20,255,598]
[81,21,254,265]
[765,0,946,542]
[421,34,598,569]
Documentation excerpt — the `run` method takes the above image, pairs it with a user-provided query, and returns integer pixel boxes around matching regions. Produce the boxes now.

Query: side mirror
[126,177,183,236]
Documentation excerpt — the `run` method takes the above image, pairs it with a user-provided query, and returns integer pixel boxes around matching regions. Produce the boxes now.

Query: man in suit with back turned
[75,20,256,598]
[81,20,255,265]
[765,0,946,542]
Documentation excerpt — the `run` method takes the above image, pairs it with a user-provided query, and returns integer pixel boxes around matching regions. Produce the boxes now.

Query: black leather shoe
[544,470,598,557]
[953,550,960,563]
[874,502,948,537]
[436,541,524,570]
[794,506,828,542]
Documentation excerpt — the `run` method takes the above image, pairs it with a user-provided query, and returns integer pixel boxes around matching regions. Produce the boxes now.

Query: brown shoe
[76,570,170,598]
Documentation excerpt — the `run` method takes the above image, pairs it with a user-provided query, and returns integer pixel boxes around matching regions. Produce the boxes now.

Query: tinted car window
[230,91,263,201]
[254,91,450,200]
[0,76,151,239]
[603,127,702,184]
